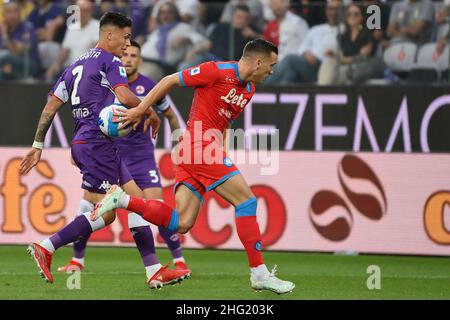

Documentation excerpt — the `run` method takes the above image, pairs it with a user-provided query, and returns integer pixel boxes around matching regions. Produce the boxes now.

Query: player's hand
[113,107,144,130]
[19,148,42,175]
[143,109,161,139]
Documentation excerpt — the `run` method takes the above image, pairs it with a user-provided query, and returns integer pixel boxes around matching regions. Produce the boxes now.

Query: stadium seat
[408,43,449,82]
[415,42,449,71]
[383,42,418,72]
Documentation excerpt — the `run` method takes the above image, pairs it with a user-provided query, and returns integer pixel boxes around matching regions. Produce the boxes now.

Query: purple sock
[159,226,183,259]
[49,215,93,251]
[130,225,159,267]
[73,235,90,259]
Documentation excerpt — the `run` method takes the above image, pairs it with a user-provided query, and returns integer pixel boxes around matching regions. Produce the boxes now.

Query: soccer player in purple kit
[19,12,190,289]
[56,40,190,282]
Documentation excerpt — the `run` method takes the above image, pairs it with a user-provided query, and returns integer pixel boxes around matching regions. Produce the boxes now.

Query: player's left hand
[143,109,161,139]
[19,148,42,175]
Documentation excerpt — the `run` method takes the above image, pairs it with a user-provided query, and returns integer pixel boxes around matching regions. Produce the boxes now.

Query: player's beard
[126,67,138,78]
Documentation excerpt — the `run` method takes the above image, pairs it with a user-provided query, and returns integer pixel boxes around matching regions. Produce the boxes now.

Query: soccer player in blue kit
[19,12,190,289]
[57,40,190,283]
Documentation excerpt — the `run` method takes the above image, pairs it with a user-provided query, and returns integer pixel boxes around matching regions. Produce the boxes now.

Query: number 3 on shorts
[149,170,159,183]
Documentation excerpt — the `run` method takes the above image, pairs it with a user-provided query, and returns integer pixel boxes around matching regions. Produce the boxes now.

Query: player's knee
[177,217,193,234]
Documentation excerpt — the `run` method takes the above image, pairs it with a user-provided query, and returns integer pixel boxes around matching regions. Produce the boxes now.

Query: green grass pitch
[0,245,449,300]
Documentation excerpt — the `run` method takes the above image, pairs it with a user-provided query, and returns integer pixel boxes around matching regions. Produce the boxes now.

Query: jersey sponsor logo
[119,66,127,78]
[218,107,232,119]
[190,67,200,76]
[136,85,145,95]
[220,88,248,108]
[225,76,237,84]
[99,180,112,191]
[223,157,233,167]
[72,107,90,119]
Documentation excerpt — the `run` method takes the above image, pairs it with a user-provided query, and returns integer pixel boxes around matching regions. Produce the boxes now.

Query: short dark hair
[130,40,141,51]
[100,12,132,29]
[243,39,278,58]
[234,4,251,14]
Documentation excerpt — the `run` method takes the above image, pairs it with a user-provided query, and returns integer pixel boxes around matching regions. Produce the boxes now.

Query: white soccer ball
[98,104,132,138]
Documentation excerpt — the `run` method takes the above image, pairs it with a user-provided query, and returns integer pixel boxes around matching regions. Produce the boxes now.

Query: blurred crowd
[0,0,449,84]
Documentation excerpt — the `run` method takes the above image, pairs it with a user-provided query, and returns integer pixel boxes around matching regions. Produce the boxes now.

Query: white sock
[72,257,85,266]
[145,263,163,279]
[40,238,55,253]
[173,257,185,264]
[119,194,130,208]
[80,212,105,231]
[251,264,270,278]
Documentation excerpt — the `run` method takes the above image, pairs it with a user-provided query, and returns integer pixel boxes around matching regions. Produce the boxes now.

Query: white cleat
[91,185,125,221]
[251,265,295,295]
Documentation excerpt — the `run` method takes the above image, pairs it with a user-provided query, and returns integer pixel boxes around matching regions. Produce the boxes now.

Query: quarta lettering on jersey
[76,50,101,62]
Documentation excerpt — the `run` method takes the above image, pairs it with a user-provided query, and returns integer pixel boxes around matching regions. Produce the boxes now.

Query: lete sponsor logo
[309,154,387,241]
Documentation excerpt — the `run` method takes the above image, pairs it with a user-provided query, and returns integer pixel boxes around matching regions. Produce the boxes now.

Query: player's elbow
[165,73,181,88]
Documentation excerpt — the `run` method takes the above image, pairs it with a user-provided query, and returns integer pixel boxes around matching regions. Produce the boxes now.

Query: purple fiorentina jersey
[115,73,170,146]
[50,47,129,142]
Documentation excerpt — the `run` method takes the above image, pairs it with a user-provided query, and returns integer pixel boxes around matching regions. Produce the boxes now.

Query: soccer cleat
[91,184,124,221]
[250,265,295,295]
[174,260,189,271]
[147,263,192,289]
[57,260,84,272]
[26,243,54,283]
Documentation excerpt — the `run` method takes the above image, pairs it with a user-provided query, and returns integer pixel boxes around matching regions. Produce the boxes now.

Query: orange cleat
[57,260,84,272]
[147,263,191,289]
[26,243,54,283]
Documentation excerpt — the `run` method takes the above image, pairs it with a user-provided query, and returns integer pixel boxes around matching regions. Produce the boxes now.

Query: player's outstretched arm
[115,73,180,129]
[19,95,64,175]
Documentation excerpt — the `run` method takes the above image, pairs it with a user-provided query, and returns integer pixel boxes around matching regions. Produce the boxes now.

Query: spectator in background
[264,0,309,61]
[28,0,65,43]
[140,0,210,80]
[434,0,450,42]
[387,0,435,45]
[265,0,340,84]
[220,0,265,32]
[28,0,65,72]
[291,0,327,27]
[0,0,40,80]
[207,4,259,61]
[46,0,99,81]
[0,0,34,24]
[318,3,384,84]
[148,0,202,32]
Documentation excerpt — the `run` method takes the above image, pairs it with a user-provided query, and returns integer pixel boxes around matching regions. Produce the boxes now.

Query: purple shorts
[71,140,131,194]
[116,144,161,190]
